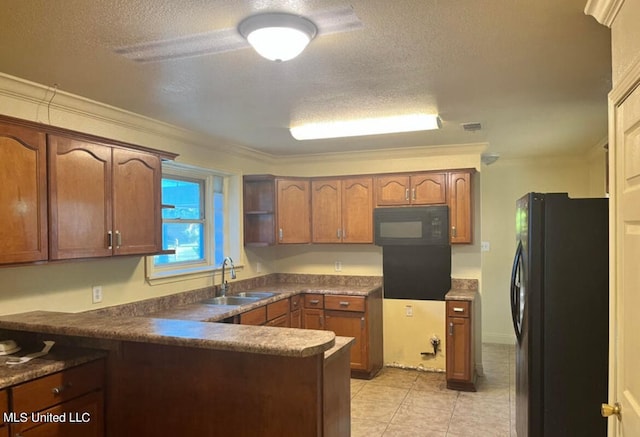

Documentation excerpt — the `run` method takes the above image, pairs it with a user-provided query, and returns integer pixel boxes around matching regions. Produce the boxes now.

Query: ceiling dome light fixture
[238,12,317,62]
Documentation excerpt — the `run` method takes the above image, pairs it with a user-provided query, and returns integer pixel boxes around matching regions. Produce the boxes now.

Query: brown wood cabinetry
[48,135,161,259]
[276,178,311,244]
[446,300,476,391]
[290,295,302,328]
[0,388,7,437]
[312,177,373,243]
[0,123,48,265]
[448,171,473,244]
[375,173,447,206]
[0,115,174,265]
[323,291,383,378]
[239,306,267,325]
[243,175,276,246]
[303,294,325,330]
[9,359,105,437]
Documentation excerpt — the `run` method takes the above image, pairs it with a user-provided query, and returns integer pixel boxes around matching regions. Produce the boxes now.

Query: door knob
[601,402,621,419]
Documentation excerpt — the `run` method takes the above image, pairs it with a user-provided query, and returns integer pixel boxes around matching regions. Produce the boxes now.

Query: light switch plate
[92,285,103,304]
[405,305,413,317]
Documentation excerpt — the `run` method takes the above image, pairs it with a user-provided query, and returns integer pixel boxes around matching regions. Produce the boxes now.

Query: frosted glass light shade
[239,13,317,62]
[290,114,442,140]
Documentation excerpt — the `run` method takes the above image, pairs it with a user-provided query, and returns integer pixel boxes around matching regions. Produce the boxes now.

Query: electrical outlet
[481,241,491,252]
[92,285,103,304]
[334,261,342,272]
[405,305,413,317]
[256,262,262,273]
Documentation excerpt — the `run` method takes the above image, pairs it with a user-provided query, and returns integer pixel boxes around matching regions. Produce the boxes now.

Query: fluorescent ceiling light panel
[290,114,441,140]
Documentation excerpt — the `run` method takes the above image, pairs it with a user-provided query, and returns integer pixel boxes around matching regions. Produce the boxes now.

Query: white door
[609,64,640,436]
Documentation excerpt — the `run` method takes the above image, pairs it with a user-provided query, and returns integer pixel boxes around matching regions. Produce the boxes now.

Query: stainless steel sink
[236,291,277,299]
[200,296,260,306]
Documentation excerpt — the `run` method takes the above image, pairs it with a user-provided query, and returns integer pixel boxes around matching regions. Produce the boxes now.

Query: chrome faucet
[220,257,236,296]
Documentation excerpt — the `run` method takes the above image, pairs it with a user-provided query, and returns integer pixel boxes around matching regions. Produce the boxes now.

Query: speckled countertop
[148,282,380,323]
[445,289,477,301]
[0,310,337,358]
[0,343,106,389]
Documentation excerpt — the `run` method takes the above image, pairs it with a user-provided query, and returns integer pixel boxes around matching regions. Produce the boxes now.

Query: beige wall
[480,153,606,344]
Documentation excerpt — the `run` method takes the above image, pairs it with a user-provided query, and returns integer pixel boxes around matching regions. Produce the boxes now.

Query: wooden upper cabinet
[48,136,113,260]
[0,123,48,264]
[411,173,447,205]
[112,148,161,255]
[375,175,410,206]
[312,177,373,244]
[49,136,161,259]
[312,179,341,243]
[447,171,473,244]
[341,177,373,243]
[375,172,446,206]
[276,178,310,244]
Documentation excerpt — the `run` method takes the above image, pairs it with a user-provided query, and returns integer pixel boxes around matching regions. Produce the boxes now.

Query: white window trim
[145,161,241,285]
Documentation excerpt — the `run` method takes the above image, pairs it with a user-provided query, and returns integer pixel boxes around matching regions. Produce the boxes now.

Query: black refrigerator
[510,193,608,437]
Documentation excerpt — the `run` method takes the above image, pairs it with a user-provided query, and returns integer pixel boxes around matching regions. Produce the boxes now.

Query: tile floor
[350,343,515,437]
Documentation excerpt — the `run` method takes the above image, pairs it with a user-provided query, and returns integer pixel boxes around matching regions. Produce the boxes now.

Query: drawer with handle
[446,301,470,318]
[11,359,104,414]
[324,295,365,312]
[304,294,324,309]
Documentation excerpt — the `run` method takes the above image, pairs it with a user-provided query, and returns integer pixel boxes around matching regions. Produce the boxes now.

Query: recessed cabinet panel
[0,124,47,264]
[376,175,410,206]
[112,149,161,255]
[276,178,310,244]
[48,136,112,259]
[411,173,447,205]
[341,177,373,243]
[312,179,341,243]
[448,171,472,244]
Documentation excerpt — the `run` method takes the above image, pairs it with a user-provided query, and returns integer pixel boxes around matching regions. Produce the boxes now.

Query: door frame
[607,53,640,437]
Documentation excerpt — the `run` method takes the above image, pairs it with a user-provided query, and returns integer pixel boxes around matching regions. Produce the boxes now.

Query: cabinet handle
[361,316,365,328]
[452,226,457,238]
[449,322,454,336]
[337,229,341,239]
[107,231,113,250]
[52,382,72,395]
[412,188,416,200]
[339,301,350,307]
[405,188,410,201]
[453,307,465,312]
[115,230,122,248]
[309,299,320,305]
[278,228,283,241]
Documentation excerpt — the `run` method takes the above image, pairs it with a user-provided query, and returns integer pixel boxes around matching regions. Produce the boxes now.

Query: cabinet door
[446,316,471,381]
[265,313,290,327]
[48,136,113,259]
[325,310,367,371]
[411,173,447,205]
[276,179,310,243]
[342,177,373,243]
[447,171,472,244]
[303,308,324,330]
[375,175,410,206]
[0,124,47,264]
[311,179,341,243]
[112,149,161,255]
[290,308,302,328]
[12,390,104,437]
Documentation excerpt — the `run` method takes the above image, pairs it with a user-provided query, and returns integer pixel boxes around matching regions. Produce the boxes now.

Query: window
[146,162,237,282]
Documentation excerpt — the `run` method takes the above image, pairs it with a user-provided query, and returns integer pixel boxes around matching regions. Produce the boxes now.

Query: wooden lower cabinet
[445,300,476,391]
[322,290,383,379]
[7,359,105,437]
[0,388,7,437]
[290,295,302,328]
[303,308,324,330]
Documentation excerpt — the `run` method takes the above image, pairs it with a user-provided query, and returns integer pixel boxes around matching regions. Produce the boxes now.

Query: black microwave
[374,206,449,246]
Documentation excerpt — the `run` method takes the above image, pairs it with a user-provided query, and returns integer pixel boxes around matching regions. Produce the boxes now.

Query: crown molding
[584,0,625,27]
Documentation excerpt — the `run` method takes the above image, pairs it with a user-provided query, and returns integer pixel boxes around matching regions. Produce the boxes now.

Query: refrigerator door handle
[510,241,523,341]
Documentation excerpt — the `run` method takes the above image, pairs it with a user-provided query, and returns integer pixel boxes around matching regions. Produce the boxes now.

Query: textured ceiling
[0,0,610,158]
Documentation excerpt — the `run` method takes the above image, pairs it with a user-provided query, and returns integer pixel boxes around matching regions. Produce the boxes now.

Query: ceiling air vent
[462,122,482,132]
